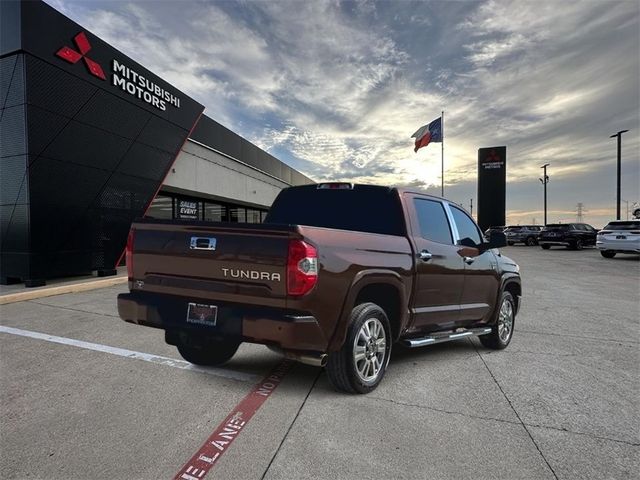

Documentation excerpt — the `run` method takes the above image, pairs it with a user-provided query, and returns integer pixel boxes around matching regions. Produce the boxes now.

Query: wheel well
[354,283,402,340]
[504,281,521,311]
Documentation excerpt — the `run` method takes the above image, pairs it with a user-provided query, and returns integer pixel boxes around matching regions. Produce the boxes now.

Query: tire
[480,291,516,350]
[176,336,240,366]
[526,236,536,246]
[600,250,616,258]
[574,238,583,250]
[541,244,551,250]
[326,302,392,394]
[507,242,515,246]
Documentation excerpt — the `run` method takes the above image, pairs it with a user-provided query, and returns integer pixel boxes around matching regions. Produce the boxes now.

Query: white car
[596,220,640,258]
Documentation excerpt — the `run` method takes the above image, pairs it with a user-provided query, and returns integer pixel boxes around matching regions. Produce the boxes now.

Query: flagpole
[441,110,444,197]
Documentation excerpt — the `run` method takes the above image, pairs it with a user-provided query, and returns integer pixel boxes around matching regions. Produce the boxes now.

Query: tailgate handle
[190,236,217,251]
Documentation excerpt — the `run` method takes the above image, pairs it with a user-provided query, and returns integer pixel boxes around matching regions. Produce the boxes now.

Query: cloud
[46,0,639,227]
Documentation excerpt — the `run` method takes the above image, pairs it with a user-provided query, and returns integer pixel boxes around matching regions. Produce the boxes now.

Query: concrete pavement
[1,246,638,479]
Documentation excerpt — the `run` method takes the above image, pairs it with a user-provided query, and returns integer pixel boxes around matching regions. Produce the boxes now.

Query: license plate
[616,235,627,239]
[186,302,218,327]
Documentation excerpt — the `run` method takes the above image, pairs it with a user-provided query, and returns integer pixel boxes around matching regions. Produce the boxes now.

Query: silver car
[596,220,640,258]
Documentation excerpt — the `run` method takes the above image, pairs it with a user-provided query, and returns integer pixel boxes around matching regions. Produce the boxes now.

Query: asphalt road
[1,246,638,479]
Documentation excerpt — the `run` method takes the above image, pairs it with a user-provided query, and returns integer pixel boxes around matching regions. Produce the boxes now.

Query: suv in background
[596,220,640,258]
[505,225,543,246]
[484,226,506,237]
[539,223,598,250]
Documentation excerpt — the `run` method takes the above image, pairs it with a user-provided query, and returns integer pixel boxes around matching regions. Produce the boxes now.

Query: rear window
[604,221,640,230]
[265,185,405,236]
[505,227,522,232]
[546,224,571,231]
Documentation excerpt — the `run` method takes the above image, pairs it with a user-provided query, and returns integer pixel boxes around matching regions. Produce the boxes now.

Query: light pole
[610,130,629,220]
[539,163,550,226]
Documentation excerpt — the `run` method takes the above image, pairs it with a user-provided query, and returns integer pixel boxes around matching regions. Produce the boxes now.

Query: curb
[0,276,128,305]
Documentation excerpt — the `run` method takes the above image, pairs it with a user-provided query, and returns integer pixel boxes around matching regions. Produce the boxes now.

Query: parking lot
[1,246,638,479]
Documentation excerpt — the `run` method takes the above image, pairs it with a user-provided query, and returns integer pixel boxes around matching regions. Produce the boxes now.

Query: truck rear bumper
[117,292,329,352]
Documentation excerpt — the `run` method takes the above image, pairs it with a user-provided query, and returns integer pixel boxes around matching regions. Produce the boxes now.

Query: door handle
[419,250,433,261]
[463,256,475,265]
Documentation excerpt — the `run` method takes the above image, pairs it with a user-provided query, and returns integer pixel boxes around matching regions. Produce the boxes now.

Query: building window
[145,195,173,219]
[246,208,262,223]
[228,207,246,223]
[205,202,227,222]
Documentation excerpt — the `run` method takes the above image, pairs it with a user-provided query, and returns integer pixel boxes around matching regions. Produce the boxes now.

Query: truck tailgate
[130,220,296,308]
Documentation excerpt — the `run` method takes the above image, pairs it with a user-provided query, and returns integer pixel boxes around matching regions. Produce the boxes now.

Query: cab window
[450,206,482,245]
[413,198,453,244]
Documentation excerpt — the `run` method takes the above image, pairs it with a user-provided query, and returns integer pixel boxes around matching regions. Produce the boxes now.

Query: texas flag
[411,117,442,153]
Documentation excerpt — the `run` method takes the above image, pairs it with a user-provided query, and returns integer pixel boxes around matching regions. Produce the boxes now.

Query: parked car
[118,183,520,394]
[504,225,543,246]
[484,225,506,237]
[539,223,598,250]
[596,220,640,258]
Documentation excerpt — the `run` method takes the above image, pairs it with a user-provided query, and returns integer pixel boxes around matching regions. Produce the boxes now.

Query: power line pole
[539,163,550,226]
[575,202,587,222]
[470,198,473,216]
[622,199,629,220]
[609,129,629,220]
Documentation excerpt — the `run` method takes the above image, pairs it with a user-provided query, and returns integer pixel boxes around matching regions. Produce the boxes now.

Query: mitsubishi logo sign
[56,32,106,80]
[54,31,181,111]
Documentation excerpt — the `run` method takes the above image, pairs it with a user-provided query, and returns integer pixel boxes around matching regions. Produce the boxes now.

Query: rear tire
[507,242,515,246]
[480,291,516,350]
[176,335,240,366]
[600,250,616,258]
[541,244,551,250]
[326,303,392,394]
[526,236,536,246]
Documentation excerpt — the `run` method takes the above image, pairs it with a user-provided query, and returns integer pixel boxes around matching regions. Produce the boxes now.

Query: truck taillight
[125,229,135,279]
[287,240,318,296]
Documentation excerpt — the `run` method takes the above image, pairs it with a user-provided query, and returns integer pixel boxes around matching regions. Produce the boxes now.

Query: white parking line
[0,325,258,383]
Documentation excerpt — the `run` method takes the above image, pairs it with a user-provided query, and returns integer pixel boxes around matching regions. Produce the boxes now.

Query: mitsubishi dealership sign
[55,31,182,112]
[112,59,181,111]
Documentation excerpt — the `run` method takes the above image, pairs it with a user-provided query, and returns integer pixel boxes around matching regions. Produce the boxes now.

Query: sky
[47,0,640,227]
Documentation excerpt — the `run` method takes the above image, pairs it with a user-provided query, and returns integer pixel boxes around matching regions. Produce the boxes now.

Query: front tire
[600,250,616,258]
[326,302,392,394]
[526,236,537,246]
[541,244,551,250]
[176,336,240,366]
[480,291,516,350]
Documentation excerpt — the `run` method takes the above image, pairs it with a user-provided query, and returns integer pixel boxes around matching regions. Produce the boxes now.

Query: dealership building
[0,0,313,286]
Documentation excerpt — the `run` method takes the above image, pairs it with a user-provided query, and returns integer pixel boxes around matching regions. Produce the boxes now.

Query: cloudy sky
[48,0,639,227]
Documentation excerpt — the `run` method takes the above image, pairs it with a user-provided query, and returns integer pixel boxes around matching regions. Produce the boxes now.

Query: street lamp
[539,163,550,226]
[610,130,629,220]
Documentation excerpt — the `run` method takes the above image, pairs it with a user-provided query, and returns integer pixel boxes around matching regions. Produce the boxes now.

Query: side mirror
[485,231,507,250]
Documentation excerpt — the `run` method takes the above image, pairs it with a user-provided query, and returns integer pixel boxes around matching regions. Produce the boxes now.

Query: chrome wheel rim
[498,298,514,342]
[354,318,386,383]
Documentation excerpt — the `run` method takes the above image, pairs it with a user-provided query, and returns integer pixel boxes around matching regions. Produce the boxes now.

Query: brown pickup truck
[118,183,521,393]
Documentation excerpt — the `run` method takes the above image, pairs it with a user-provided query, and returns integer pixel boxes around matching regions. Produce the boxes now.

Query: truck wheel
[480,291,515,350]
[541,244,550,250]
[176,336,240,366]
[526,236,536,246]
[600,250,616,258]
[326,302,392,394]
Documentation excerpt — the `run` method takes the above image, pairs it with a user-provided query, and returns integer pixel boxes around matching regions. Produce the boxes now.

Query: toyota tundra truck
[118,183,521,393]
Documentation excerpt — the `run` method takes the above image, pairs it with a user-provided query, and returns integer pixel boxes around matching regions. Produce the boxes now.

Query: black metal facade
[1,1,204,283]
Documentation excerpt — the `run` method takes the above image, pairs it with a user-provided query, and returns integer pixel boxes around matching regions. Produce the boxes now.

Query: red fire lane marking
[174,360,293,480]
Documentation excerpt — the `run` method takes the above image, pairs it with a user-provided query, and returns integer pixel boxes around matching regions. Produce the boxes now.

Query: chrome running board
[402,327,492,348]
